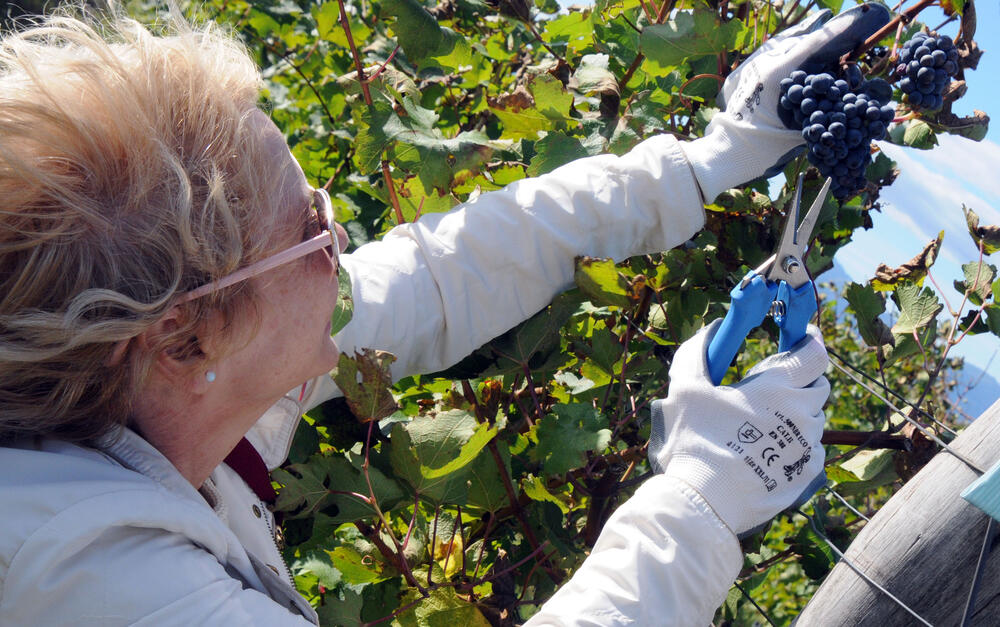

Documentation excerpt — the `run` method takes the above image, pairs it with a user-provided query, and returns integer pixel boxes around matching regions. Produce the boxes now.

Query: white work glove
[648,320,830,537]
[681,3,891,201]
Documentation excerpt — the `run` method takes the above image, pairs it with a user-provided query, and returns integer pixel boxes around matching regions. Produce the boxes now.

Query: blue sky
[836,4,1000,374]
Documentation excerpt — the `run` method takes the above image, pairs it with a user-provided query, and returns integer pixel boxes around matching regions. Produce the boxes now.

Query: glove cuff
[662,454,765,536]
[681,120,803,202]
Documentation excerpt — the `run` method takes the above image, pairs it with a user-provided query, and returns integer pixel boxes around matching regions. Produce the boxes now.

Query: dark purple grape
[896,32,959,111]
[778,62,897,200]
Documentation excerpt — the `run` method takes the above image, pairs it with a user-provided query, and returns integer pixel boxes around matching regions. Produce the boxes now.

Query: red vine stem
[336,0,405,224]
[487,437,562,583]
[840,0,938,65]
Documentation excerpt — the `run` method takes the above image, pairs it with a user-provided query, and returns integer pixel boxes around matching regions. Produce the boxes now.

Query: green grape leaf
[956,261,997,306]
[526,130,605,176]
[791,523,836,580]
[574,256,631,307]
[292,551,342,589]
[332,349,398,423]
[901,119,938,149]
[381,0,460,63]
[640,10,747,67]
[466,444,509,513]
[891,283,943,336]
[964,205,1000,254]
[986,304,1000,336]
[316,586,364,627]
[420,420,498,479]
[273,452,405,525]
[885,317,938,365]
[331,265,354,336]
[871,232,942,290]
[959,309,990,335]
[360,578,405,623]
[531,403,611,475]
[844,282,894,348]
[540,11,594,55]
[941,0,966,17]
[389,410,488,504]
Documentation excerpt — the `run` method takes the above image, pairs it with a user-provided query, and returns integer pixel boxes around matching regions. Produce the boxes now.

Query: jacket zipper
[262,500,296,589]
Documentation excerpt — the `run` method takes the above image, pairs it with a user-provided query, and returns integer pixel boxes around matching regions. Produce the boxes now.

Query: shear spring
[769,300,786,318]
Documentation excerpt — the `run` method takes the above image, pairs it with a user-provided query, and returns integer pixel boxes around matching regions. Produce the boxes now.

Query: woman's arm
[326,134,703,387]
[524,477,742,626]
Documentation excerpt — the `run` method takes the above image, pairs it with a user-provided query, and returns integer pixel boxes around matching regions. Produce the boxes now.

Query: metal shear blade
[766,175,831,288]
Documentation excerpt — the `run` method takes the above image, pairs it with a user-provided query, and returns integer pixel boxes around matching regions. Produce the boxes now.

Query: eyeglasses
[177,188,339,304]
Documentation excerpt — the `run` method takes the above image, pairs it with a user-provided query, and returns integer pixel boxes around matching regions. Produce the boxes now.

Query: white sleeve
[2,522,314,627]
[327,134,705,385]
[524,476,742,627]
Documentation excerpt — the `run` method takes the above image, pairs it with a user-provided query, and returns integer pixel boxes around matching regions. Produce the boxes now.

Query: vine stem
[336,0,404,224]
[486,437,562,583]
[840,0,937,65]
[359,419,425,593]
[909,240,985,416]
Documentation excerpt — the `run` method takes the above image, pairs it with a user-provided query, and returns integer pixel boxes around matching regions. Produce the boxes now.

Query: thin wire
[960,516,998,626]
[733,580,778,627]
[828,359,986,475]
[796,509,934,626]
[827,349,958,436]
[826,487,871,523]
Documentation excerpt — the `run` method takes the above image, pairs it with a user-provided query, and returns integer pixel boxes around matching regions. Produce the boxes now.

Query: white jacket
[0,135,741,626]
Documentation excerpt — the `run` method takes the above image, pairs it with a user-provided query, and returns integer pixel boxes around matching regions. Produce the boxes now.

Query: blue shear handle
[706,274,779,386]
[774,281,818,352]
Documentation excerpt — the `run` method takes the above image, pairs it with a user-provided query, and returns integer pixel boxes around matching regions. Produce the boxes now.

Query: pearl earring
[205,371,217,383]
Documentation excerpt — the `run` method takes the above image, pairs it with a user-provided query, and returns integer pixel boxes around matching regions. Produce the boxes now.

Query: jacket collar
[97,426,209,506]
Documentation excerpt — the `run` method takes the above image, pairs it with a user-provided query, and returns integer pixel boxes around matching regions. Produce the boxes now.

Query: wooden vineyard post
[795,399,1000,626]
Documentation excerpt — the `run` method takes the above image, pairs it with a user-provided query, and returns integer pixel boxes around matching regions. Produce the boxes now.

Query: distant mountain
[815,260,854,287]
[953,361,1000,421]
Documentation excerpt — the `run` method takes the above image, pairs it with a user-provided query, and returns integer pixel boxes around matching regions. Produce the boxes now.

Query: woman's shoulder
[0,434,237,585]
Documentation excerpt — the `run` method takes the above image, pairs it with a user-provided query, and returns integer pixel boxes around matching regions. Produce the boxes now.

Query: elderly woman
[0,6,886,626]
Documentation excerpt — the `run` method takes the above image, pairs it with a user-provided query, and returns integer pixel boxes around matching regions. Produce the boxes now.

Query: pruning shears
[706,175,831,386]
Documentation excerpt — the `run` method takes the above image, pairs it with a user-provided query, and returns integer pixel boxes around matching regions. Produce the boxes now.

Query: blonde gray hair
[0,12,289,443]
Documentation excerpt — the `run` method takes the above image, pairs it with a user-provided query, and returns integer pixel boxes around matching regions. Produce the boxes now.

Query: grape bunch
[895,33,959,111]
[779,71,895,200]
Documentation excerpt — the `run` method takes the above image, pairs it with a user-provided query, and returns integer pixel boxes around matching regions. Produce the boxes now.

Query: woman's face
[210,111,342,403]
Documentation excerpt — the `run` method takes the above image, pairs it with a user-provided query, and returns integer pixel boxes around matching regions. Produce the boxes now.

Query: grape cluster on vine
[895,33,959,111]
[779,70,894,200]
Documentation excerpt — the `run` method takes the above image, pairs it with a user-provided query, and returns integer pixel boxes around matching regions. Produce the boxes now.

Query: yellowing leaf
[964,205,1000,254]
[522,474,570,513]
[332,349,398,423]
[870,232,942,290]
[327,545,395,584]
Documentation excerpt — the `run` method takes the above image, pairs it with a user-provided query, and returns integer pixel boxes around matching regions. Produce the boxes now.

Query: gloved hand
[681,3,891,202]
[648,320,830,537]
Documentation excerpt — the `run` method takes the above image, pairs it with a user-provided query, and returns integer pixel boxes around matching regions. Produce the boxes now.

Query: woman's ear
[135,306,214,392]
